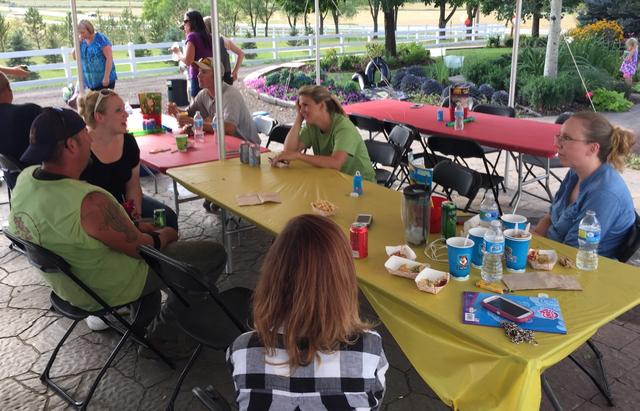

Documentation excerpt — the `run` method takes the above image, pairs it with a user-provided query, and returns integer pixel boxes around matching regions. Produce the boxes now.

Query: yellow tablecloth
[168,154,640,410]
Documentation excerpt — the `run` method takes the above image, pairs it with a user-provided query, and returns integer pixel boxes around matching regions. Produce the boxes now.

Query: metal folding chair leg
[541,373,564,411]
[166,343,204,411]
[568,340,614,406]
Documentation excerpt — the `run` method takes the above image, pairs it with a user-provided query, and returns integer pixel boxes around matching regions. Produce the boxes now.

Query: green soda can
[153,209,166,228]
[441,201,457,239]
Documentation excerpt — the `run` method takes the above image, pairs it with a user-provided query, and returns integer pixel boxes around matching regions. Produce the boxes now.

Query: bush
[407,65,426,77]
[518,47,546,76]
[520,35,547,48]
[339,81,360,94]
[421,78,443,96]
[391,68,408,88]
[569,20,624,43]
[478,84,495,101]
[287,27,302,47]
[558,36,620,76]
[265,72,281,86]
[290,72,313,89]
[491,90,509,106]
[241,31,257,59]
[504,36,514,48]
[486,35,501,48]
[462,56,511,91]
[400,73,423,93]
[397,42,430,66]
[338,54,364,72]
[134,35,151,57]
[520,74,578,110]
[366,42,385,59]
[591,88,633,112]
[321,48,339,71]
[428,59,449,84]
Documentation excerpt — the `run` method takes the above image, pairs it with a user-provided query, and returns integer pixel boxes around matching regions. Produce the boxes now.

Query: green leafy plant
[365,42,385,59]
[338,54,365,72]
[520,74,579,110]
[397,42,430,66]
[627,154,640,170]
[321,48,339,71]
[591,88,633,112]
[241,30,257,60]
[486,35,501,48]
[407,92,442,105]
[633,83,640,93]
[265,71,282,86]
[428,59,449,84]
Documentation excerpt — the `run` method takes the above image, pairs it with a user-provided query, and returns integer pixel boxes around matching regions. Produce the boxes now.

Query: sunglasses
[93,88,114,115]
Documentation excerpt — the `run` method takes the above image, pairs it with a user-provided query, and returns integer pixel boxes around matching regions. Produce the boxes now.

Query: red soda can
[350,223,368,259]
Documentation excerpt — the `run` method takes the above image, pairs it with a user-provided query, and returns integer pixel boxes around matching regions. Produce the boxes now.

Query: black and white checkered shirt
[226,330,388,410]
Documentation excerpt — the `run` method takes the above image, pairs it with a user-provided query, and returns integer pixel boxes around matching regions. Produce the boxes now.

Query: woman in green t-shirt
[271,85,375,182]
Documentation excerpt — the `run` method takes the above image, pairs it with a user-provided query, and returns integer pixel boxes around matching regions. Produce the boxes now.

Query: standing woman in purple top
[170,10,212,98]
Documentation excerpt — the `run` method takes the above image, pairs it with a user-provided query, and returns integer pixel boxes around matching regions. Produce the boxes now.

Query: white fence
[2,24,505,89]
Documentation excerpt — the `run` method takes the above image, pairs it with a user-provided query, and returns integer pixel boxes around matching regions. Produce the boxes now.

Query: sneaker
[202,200,221,214]
[85,315,109,331]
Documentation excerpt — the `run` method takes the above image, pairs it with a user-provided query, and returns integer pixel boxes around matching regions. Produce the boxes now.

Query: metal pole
[210,0,225,161]
[504,0,523,190]
[70,0,84,91]
[315,0,321,85]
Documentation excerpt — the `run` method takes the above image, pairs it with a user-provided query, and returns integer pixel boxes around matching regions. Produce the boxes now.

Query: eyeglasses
[183,19,190,24]
[93,89,114,115]
[554,133,594,145]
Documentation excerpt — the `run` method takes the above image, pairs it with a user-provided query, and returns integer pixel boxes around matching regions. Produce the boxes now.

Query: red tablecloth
[345,100,560,158]
[128,111,267,173]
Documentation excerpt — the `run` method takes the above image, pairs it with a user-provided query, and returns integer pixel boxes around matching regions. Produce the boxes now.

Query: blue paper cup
[504,229,532,273]
[468,226,488,268]
[500,214,528,230]
[446,236,474,281]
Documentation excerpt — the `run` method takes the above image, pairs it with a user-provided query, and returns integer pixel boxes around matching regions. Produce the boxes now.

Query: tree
[8,29,34,67]
[219,0,242,36]
[0,13,11,52]
[64,12,73,47]
[120,8,140,43]
[24,7,46,49]
[277,0,307,28]
[328,0,359,34]
[44,24,65,63]
[423,1,465,38]
[381,0,406,57]
[258,0,278,37]
[236,0,261,37]
[578,0,640,36]
[480,0,581,38]
[367,0,382,35]
[544,0,562,77]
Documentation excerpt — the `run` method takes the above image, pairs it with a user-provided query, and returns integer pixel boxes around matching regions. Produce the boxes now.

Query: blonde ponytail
[606,127,636,172]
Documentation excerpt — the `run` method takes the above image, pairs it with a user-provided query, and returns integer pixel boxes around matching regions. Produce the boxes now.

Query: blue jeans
[141,195,178,230]
[189,78,200,97]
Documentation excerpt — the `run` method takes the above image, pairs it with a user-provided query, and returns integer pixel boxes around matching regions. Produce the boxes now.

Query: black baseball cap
[20,107,87,164]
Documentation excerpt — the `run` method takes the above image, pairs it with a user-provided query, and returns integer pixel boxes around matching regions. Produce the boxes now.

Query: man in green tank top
[9,108,227,357]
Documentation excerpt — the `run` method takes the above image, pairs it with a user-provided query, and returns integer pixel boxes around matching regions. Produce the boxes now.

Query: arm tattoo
[101,199,139,243]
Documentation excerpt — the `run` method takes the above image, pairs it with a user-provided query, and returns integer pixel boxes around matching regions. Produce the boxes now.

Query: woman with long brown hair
[534,112,636,258]
[271,85,376,182]
[227,214,387,410]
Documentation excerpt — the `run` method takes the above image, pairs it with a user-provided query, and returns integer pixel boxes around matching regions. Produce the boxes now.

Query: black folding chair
[0,153,22,207]
[138,245,251,411]
[519,112,572,202]
[349,113,388,141]
[266,124,292,149]
[427,135,503,214]
[4,231,174,411]
[432,160,481,212]
[472,104,517,193]
[385,124,417,187]
[365,139,402,188]
[192,386,232,411]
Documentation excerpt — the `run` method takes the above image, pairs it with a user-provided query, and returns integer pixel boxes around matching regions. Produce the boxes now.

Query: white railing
[2,24,505,89]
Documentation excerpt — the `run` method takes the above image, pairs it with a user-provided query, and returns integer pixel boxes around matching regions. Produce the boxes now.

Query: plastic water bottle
[193,111,205,144]
[576,210,601,271]
[481,219,504,283]
[454,102,464,131]
[353,171,363,196]
[479,194,499,228]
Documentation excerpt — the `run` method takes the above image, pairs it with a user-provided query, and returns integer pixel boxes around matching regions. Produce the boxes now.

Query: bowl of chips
[384,255,430,279]
[527,249,558,271]
[311,200,337,216]
[414,268,449,294]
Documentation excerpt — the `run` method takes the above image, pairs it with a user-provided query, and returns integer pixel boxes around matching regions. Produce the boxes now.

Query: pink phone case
[481,298,534,323]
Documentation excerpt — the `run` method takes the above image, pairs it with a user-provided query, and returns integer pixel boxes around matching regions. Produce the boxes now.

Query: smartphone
[355,214,373,227]
[481,295,534,323]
